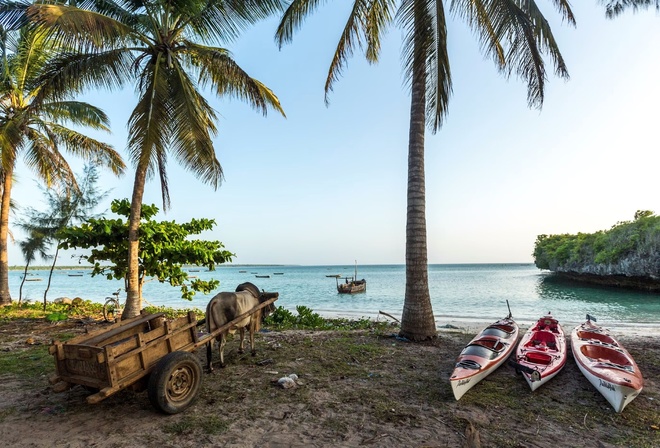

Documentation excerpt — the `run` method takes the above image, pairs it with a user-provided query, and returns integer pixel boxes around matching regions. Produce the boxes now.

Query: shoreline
[314,309,660,337]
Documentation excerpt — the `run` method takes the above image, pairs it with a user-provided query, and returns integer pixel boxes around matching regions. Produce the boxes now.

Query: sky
[8,2,660,267]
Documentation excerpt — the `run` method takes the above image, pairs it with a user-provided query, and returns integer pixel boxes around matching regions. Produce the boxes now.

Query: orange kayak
[571,316,643,412]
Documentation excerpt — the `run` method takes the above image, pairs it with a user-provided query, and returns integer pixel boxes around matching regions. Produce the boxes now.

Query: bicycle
[103,288,124,323]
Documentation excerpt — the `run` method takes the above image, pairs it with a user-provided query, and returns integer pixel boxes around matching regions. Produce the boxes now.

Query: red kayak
[514,313,567,391]
[450,315,519,400]
[571,315,643,412]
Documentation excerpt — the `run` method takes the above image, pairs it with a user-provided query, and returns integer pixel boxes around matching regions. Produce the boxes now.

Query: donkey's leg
[238,327,246,354]
[250,320,257,356]
[219,334,227,368]
[206,339,214,372]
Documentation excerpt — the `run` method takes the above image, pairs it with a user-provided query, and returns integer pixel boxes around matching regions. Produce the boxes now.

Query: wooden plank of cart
[48,296,278,414]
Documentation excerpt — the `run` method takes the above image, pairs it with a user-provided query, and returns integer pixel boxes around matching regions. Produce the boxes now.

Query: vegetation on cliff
[533,211,660,281]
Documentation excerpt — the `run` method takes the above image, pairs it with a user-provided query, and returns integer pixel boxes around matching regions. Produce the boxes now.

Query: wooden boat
[450,313,519,400]
[336,261,366,294]
[571,315,643,412]
[274,273,284,275]
[326,274,341,278]
[514,313,567,391]
[255,275,270,278]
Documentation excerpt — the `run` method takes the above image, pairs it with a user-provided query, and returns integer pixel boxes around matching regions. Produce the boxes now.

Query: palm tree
[17,228,49,304]
[0,25,125,306]
[22,0,286,317]
[276,0,574,340]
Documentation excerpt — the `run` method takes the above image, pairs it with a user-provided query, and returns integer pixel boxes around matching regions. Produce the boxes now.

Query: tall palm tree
[21,0,286,317]
[277,0,574,340]
[0,25,125,306]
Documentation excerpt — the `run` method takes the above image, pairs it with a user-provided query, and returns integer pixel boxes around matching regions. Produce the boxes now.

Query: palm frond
[0,0,31,31]
[523,0,570,79]
[323,0,368,104]
[26,4,137,52]
[166,56,223,189]
[31,49,135,104]
[449,0,506,69]
[600,0,658,17]
[275,0,327,47]
[399,0,452,131]
[127,56,172,206]
[45,123,125,176]
[22,127,73,189]
[190,0,287,44]
[39,101,111,132]
[191,43,285,117]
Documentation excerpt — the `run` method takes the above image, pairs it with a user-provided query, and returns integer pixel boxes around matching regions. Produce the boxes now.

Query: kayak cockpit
[576,330,617,346]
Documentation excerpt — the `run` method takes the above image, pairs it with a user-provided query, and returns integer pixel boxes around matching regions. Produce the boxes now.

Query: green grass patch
[0,345,52,377]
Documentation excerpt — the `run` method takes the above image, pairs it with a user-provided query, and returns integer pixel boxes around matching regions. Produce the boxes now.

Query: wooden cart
[49,297,277,414]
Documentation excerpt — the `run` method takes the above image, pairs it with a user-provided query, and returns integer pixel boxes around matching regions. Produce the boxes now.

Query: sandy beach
[0,314,658,448]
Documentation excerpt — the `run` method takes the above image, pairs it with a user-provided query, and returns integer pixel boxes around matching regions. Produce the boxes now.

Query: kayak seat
[525,351,552,365]
[527,331,557,348]
[461,344,501,360]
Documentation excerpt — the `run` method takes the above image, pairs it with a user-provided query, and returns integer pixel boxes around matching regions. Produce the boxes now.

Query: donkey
[205,282,278,371]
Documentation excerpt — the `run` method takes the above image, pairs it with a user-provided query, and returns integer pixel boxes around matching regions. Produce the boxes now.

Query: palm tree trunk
[399,13,437,341]
[0,169,13,306]
[123,161,149,319]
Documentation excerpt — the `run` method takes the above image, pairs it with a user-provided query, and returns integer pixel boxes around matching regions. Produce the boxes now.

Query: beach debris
[378,310,400,323]
[276,373,299,389]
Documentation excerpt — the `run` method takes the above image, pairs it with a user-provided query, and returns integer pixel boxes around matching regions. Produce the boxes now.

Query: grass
[0,305,659,447]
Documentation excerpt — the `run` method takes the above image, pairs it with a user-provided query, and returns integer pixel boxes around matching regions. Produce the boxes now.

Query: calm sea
[10,264,660,329]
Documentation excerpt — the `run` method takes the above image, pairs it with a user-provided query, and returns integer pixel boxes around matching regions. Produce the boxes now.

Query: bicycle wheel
[103,298,121,322]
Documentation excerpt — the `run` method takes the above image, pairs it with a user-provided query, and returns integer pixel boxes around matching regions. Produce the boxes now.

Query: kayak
[450,316,519,400]
[514,313,567,391]
[571,316,643,413]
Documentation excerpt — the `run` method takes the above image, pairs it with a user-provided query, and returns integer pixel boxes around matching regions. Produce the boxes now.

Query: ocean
[10,263,660,329]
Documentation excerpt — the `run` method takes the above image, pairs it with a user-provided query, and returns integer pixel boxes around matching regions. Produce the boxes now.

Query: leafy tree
[0,24,126,306]
[533,211,660,271]
[59,198,234,311]
[276,0,573,340]
[17,229,50,304]
[17,164,110,309]
[19,0,286,317]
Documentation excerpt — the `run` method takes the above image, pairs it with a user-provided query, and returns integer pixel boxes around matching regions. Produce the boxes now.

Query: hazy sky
[9,2,660,266]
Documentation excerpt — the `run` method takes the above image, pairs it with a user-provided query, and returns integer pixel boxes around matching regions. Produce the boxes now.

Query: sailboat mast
[354,260,357,279]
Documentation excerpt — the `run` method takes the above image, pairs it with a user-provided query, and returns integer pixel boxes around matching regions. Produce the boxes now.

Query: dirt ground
[0,318,659,448]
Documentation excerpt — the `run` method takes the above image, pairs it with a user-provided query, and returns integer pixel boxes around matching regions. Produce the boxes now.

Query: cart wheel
[103,298,121,323]
[148,351,202,414]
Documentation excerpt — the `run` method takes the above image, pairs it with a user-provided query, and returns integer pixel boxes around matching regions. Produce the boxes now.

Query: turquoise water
[10,264,660,327]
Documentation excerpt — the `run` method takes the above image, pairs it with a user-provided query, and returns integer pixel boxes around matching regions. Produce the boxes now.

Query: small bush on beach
[264,305,392,332]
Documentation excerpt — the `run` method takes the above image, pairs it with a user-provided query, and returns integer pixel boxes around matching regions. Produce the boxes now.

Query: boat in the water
[571,315,643,413]
[255,275,270,278]
[336,260,366,294]
[514,312,567,391]
[450,307,519,400]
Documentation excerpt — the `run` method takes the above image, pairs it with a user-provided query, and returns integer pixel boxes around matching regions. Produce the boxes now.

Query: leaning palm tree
[20,0,285,317]
[277,0,574,340]
[0,25,125,306]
